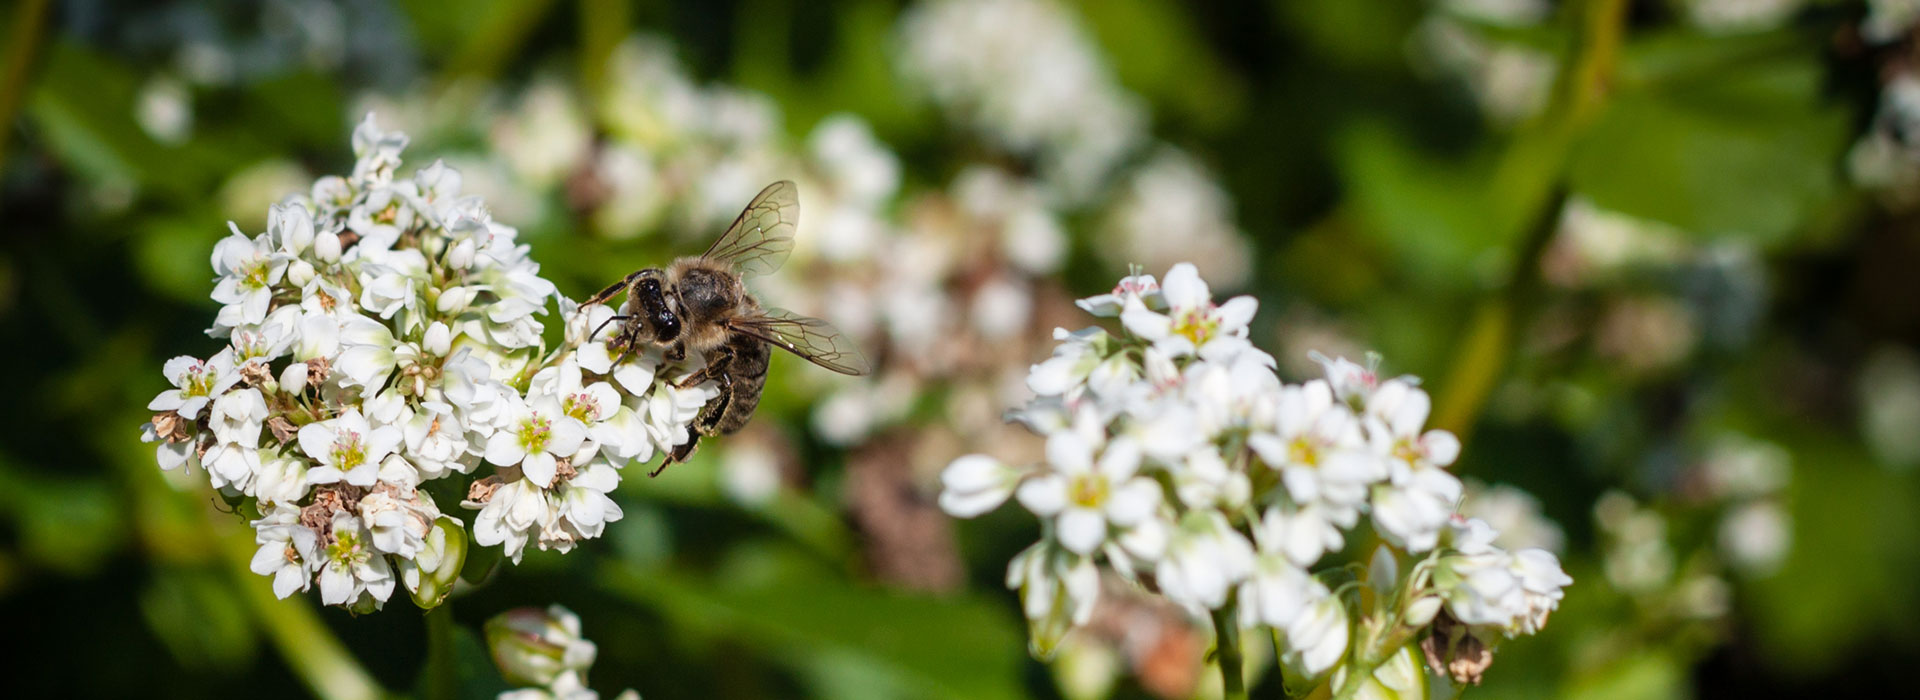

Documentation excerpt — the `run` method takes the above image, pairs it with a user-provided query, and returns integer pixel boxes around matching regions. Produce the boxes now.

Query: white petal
[1105,479,1160,526]
[1056,507,1108,555]
[522,451,557,488]
[1016,474,1069,516]
[1422,430,1461,466]
[484,430,525,466]
[1215,296,1258,330]
[546,418,587,456]
[1161,263,1208,310]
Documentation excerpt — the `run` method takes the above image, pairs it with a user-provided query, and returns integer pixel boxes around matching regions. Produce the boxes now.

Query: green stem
[1329,618,1418,700]
[1212,600,1247,700]
[424,603,458,700]
[215,517,384,700]
[0,0,50,175]
[1430,0,1629,441]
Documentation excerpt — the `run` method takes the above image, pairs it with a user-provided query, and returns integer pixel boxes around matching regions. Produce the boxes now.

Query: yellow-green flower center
[1069,473,1110,508]
[1171,307,1218,347]
[328,529,365,564]
[1289,437,1319,467]
[562,393,598,422]
[331,431,367,471]
[519,413,553,453]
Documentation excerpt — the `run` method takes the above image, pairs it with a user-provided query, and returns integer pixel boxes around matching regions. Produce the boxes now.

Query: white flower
[1015,422,1161,555]
[472,478,551,564]
[1119,263,1257,360]
[347,183,419,251]
[1509,548,1571,635]
[1312,352,1383,409]
[1154,510,1255,612]
[210,224,288,329]
[317,512,397,608]
[254,449,311,505]
[404,402,473,480]
[1074,272,1160,317]
[350,113,409,186]
[1719,501,1790,575]
[939,453,1022,517]
[638,378,713,454]
[209,387,268,447]
[539,358,647,462]
[486,393,589,489]
[550,459,625,546]
[1006,540,1100,659]
[1238,553,1316,630]
[149,352,240,420]
[1025,327,1114,398]
[1280,584,1349,677]
[359,487,441,558]
[1248,380,1383,521]
[1253,502,1348,569]
[299,409,402,487]
[1365,379,1463,552]
[205,442,261,493]
[249,504,318,599]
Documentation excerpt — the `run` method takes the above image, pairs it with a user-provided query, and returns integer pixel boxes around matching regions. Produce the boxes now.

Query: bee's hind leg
[675,345,734,389]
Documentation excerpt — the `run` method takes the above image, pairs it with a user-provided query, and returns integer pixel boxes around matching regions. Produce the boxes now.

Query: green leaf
[1568,32,1851,242]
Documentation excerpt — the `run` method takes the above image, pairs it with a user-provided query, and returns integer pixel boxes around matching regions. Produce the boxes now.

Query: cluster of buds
[488,605,637,700]
[940,263,1571,690]
[140,116,717,611]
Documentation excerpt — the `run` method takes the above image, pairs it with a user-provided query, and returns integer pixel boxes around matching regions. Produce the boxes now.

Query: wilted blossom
[939,263,1570,687]
[140,116,721,609]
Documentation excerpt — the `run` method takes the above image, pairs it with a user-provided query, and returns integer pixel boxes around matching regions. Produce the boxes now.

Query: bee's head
[636,276,682,342]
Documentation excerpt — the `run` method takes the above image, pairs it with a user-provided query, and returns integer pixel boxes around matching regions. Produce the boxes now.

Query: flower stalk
[1212,597,1247,700]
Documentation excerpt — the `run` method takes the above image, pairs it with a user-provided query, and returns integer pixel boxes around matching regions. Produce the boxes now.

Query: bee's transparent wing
[702,180,798,278]
[727,308,871,376]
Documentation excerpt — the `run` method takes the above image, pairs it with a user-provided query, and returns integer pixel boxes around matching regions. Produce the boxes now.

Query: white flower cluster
[896,0,1146,200]
[940,263,1570,686]
[140,116,714,611]
[1414,0,1556,126]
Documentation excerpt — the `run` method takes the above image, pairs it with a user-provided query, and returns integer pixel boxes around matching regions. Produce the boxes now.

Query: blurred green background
[3,0,1920,697]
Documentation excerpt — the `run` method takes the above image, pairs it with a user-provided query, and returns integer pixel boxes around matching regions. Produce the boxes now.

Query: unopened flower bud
[286,259,317,288]
[403,516,468,609]
[279,361,308,394]
[939,454,1019,517]
[446,237,476,270]
[485,605,598,687]
[315,230,342,262]
[1369,545,1398,595]
[424,321,452,357]
[1404,595,1443,627]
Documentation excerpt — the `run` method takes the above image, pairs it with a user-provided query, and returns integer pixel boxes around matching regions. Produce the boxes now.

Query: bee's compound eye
[660,313,681,336]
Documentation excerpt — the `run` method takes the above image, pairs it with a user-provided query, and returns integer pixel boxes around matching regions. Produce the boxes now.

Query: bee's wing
[727,308,871,376]
[702,180,798,278]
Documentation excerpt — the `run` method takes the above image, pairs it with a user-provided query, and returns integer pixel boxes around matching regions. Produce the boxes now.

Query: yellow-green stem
[1431,0,1629,441]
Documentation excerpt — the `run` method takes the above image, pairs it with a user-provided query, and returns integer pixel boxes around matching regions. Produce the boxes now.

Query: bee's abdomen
[716,336,770,434]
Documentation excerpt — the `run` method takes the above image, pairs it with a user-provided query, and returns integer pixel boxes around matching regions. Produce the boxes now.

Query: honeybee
[584,181,870,473]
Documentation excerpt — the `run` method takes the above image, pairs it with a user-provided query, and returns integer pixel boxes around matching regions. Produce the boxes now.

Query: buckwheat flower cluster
[940,263,1570,691]
[896,0,1147,200]
[139,116,714,611]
